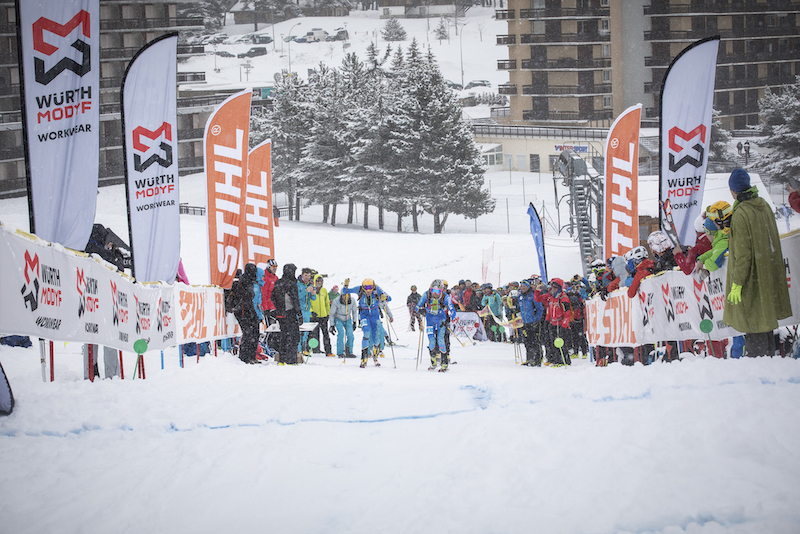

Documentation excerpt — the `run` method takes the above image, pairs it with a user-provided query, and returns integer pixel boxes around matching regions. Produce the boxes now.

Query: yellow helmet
[362,278,375,288]
[442,280,449,288]
[707,201,733,226]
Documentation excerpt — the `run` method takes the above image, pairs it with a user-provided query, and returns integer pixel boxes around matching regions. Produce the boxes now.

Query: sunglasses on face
[363,285,374,290]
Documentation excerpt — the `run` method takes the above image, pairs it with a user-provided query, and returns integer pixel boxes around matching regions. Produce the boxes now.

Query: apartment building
[495,0,800,130]
[0,0,218,198]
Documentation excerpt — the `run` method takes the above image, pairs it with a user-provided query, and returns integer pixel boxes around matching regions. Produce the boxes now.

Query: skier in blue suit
[416,279,457,372]
[342,278,391,368]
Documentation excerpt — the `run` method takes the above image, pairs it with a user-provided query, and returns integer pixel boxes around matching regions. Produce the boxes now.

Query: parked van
[304,28,329,42]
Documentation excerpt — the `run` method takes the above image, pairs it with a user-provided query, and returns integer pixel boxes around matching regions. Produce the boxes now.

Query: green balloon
[554,337,564,348]
[133,339,148,354]
[308,338,319,349]
[490,325,497,332]
[699,319,714,334]
[498,326,505,333]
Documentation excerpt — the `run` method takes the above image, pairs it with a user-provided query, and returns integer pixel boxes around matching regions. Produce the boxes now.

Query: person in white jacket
[329,292,358,358]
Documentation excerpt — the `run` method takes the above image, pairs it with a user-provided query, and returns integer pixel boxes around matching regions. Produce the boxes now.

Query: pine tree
[381,17,407,42]
[434,18,449,43]
[755,76,800,185]
[708,109,736,172]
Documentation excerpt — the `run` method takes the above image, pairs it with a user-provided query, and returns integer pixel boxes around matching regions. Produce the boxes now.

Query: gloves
[418,308,427,316]
[380,293,388,301]
[352,321,357,330]
[728,283,743,304]
[311,312,318,321]
[344,278,350,287]
[329,325,337,335]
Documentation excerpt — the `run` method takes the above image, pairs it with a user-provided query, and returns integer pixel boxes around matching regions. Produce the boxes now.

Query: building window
[383,8,390,15]
[600,0,609,5]
[602,70,611,82]
[600,19,609,33]
[603,96,612,108]
[548,155,560,171]
[530,154,540,172]
[602,44,610,57]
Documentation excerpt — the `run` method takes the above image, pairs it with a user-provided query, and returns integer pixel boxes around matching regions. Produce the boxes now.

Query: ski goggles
[431,287,442,296]
[363,285,374,290]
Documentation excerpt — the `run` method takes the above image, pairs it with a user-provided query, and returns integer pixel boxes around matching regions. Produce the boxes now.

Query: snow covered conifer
[755,76,800,185]
[381,17,407,42]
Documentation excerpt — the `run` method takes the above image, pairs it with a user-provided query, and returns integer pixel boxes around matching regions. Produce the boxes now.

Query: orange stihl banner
[603,104,641,260]
[242,139,275,270]
[205,90,251,289]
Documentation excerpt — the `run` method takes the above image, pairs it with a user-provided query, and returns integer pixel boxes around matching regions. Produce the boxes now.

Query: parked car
[201,33,228,45]
[465,80,491,89]
[445,80,463,91]
[304,28,329,42]
[252,34,273,44]
[237,46,267,58]
[215,50,234,58]
[328,28,349,41]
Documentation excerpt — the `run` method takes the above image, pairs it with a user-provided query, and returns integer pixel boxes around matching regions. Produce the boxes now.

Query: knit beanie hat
[729,168,751,193]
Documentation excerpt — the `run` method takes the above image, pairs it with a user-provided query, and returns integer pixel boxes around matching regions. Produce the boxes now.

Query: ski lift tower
[555,149,604,277]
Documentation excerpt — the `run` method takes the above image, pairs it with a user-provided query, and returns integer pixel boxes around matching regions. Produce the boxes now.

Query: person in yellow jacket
[309,274,333,356]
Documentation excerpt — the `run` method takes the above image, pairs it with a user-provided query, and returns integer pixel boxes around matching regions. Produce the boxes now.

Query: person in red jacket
[533,278,571,366]
[626,246,654,298]
[673,214,713,276]
[261,259,278,319]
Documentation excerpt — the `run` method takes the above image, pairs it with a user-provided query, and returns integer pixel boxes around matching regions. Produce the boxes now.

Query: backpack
[225,280,244,317]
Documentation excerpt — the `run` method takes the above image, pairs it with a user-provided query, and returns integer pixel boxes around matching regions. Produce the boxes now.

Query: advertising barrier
[0,224,239,352]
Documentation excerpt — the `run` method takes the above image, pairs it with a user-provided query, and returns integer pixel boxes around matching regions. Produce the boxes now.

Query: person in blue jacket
[342,278,391,368]
[481,283,505,342]
[517,279,544,366]
[416,279,457,372]
[296,268,317,355]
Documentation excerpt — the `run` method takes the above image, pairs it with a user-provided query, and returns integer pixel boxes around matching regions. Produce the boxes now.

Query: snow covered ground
[2,9,800,534]
[2,172,800,534]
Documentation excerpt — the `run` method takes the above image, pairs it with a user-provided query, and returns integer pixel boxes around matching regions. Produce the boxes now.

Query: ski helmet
[704,217,719,234]
[362,278,375,289]
[707,200,733,227]
[625,246,647,263]
[590,258,605,270]
[647,231,672,255]
[410,285,417,291]
[267,258,277,268]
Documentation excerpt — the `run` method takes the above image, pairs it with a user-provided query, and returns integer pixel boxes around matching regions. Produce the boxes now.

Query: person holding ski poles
[407,285,422,332]
[330,290,358,358]
[534,278,571,366]
[517,279,544,366]
[342,278,391,368]
[416,279,457,372]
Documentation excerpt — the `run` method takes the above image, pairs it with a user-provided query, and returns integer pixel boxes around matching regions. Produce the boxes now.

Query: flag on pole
[527,203,547,284]
[660,36,719,246]
[242,139,275,270]
[603,104,641,260]
[17,0,100,250]
[122,33,180,282]
[205,90,251,289]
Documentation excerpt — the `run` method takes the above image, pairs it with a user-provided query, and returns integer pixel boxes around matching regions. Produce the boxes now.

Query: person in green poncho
[723,169,792,357]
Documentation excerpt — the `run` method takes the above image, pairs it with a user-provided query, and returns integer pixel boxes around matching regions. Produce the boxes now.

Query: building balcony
[100,45,206,61]
[521,57,612,70]
[719,49,800,64]
[522,83,612,95]
[498,84,518,95]
[716,73,798,90]
[495,10,515,20]
[644,1,800,15]
[0,83,20,97]
[497,60,517,70]
[0,22,15,35]
[518,7,610,19]
[520,32,610,44]
[645,26,799,42]
[496,34,516,45]
[521,109,614,122]
[100,17,204,31]
[177,71,207,84]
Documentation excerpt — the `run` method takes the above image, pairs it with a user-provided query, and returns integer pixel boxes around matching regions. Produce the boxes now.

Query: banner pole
[49,340,54,382]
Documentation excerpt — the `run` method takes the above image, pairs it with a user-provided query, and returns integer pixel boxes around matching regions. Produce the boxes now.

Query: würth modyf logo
[20,250,41,312]
[32,11,92,85]
[133,123,173,172]
[668,125,706,172]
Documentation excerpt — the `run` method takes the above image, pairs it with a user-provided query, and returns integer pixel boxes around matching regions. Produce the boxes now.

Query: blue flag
[527,203,547,284]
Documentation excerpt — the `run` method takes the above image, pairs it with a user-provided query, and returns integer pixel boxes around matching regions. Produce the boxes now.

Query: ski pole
[383,313,396,369]
[415,316,424,370]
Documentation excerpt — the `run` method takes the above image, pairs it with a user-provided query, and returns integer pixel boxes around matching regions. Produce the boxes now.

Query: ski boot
[439,352,449,372]
[360,347,368,368]
[428,349,439,371]
[372,346,381,367]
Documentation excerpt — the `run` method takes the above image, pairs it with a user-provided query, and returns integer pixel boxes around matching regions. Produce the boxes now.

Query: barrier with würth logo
[0,223,239,352]
[586,231,800,347]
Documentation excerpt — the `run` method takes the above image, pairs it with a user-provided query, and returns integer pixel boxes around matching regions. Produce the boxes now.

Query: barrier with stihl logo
[659,36,719,247]
[17,0,100,251]
[122,34,180,283]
